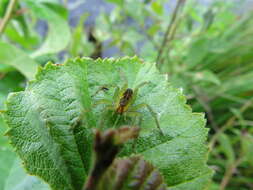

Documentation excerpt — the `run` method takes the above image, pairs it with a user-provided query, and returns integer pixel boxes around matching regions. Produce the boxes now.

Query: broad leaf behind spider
[3,56,212,190]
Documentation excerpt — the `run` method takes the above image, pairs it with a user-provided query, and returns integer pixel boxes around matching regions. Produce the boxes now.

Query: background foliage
[0,0,253,189]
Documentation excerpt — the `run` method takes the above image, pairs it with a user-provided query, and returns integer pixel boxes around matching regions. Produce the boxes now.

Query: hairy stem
[0,0,18,35]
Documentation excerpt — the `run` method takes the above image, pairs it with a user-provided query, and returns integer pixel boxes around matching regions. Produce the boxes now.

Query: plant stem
[156,0,186,65]
[0,0,18,35]
[220,156,243,190]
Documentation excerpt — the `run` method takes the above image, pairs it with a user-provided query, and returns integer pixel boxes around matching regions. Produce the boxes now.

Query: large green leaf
[3,57,212,190]
[0,42,38,79]
[24,1,71,58]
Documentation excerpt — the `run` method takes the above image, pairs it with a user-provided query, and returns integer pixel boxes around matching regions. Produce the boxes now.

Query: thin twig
[220,157,243,190]
[209,98,253,150]
[0,0,18,35]
[156,0,186,65]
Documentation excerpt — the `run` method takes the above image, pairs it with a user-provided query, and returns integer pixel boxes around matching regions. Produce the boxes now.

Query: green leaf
[217,134,235,164]
[241,133,253,167]
[4,159,50,190]
[0,72,25,109]
[0,42,38,80]
[69,13,94,57]
[193,70,221,85]
[0,72,26,189]
[151,1,164,15]
[24,0,71,58]
[4,57,212,190]
[0,0,8,17]
[0,116,17,190]
[0,147,16,190]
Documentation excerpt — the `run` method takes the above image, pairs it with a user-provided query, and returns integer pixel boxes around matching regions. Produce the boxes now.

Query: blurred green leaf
[0,115,16,190]
[4,159,50,190]
[106,0,123,6]
[230,108,246,128]
[193,70,221,85]
[0,0,8,17]
[5,24,39,49]
[0,72,24,109]
[69,13,94,57]
[0,42,38,79]
[151,1,164,15]
[218,134,235,164]
[241,133,253,167]
[24,0,71,58]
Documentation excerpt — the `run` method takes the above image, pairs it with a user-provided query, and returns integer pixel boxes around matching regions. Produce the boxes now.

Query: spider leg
[92,83,120,98]
[92,86,109,97]
[129,103,164,136]
[128,81,150,105]
[134,81,150,91]
[112,86,120,103]
[93,99,112,108]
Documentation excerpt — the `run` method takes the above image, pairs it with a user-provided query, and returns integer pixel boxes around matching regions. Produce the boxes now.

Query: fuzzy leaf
[3,57,212,190]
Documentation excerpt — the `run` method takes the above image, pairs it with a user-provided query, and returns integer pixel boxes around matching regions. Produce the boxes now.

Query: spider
[92,81,164,136]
